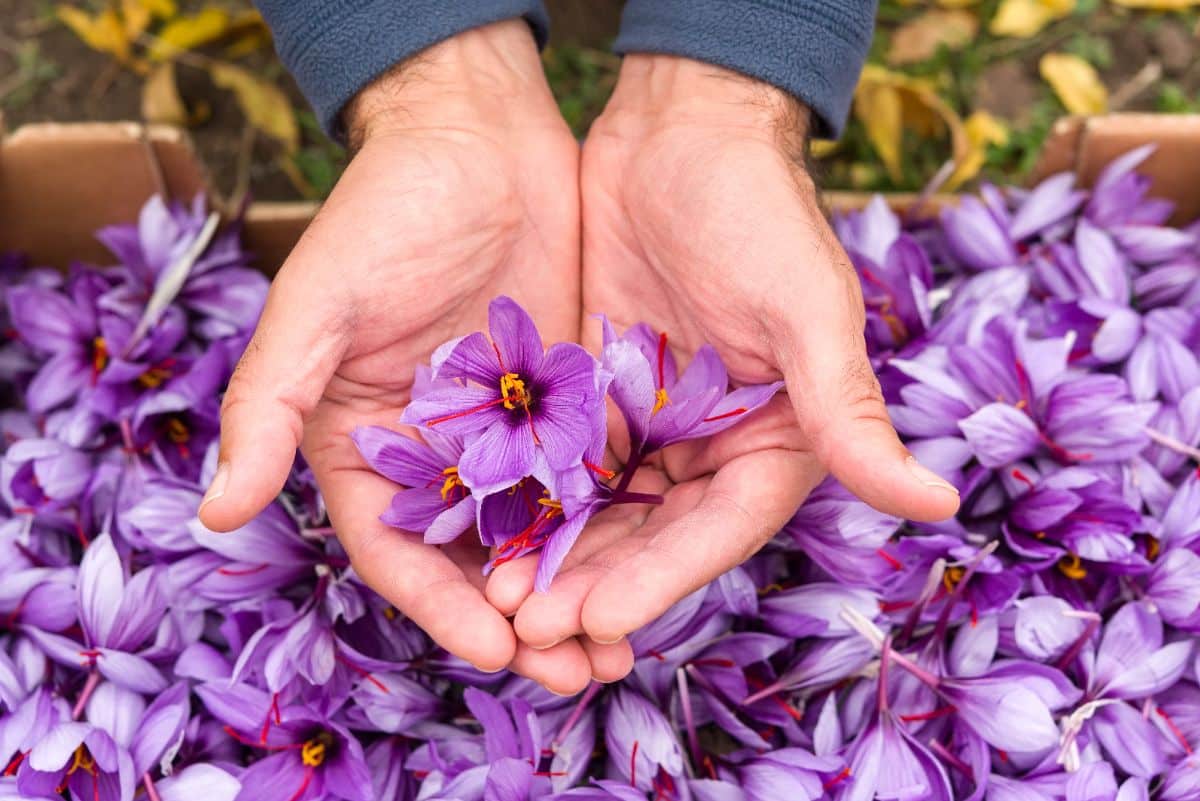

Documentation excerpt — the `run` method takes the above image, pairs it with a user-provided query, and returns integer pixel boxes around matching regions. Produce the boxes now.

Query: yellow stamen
[652,387,670,415]
[1058,553,1087,580]
[499,373,529,410]
[1146,535,1161,561]
[165,418,189,444]
[942,565,965,593]
[382,607,396,620]
[537,497,563,519]
[439,466,464,503]
[301,734,331,767]
[1033,531,1047,540]
[68,746,95,776]
[137,366,171,388]
[91,337,109,375]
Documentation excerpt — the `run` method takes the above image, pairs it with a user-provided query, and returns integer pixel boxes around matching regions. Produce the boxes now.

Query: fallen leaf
[1040,52,1108,115]
[120,0,152,40]
[56,6,131,62]
[223,11,272,58]
[141,61,187,126]
[148,6,230,61]
[208,62,299,152]
[810,139,840,159]
[936,0,981,7]
[854,65,969,183]
[946,111,1009,189]
[1110,0,1199,7]
[888,10,979,65]
[989,0,1074,38]
[140,0,178,18]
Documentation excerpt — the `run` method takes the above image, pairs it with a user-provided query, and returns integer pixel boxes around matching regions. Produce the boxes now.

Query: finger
[581,450,824,643]
[508,640,592,697]
[581,637,634,683]
[485,555,538,617]
[771,220,959,523]
[198,255,349,532]
[325,468,516,672]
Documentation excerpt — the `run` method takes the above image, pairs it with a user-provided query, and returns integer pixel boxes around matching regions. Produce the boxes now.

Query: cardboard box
[2,114,1198,273]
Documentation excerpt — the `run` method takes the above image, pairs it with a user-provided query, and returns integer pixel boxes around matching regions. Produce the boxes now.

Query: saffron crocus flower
[129,346,225,481]
[16,721,133,801]
[601,319,782,457]
[195,681,373,801]
[403,296,599,495]
[23,534,168,693]
[350,425,474,544]
[604,687,686,793]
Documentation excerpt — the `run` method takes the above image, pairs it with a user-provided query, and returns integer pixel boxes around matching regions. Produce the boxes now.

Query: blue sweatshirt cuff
[256,0,550,138]
[614,0,876,137]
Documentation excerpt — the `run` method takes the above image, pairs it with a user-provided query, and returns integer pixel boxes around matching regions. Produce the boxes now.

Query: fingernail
[591,634,625,645]
[474,664,506,675]
[529,637,567,651]
[906,456,958,495]
[200,462,230,510]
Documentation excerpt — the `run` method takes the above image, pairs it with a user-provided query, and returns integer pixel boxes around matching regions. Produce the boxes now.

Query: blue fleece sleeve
[613,0,877,137]
[255,1,550,137]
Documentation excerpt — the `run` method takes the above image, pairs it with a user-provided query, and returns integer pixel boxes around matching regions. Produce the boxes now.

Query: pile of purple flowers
[1,143,1199,801]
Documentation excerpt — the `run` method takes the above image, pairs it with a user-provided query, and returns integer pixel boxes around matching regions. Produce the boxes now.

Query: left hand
[486,55,960,653]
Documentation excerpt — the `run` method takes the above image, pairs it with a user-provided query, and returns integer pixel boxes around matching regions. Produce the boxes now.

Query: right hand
[197,21,631,694]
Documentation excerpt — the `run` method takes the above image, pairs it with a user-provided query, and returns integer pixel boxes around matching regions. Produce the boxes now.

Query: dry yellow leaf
[141,61,188,126]
[141,0,178,18]
[989,0,1074,38]
[810,139,840,159]
[121,0,152,40]
[946,111,1009,189]
[887,10,980,65]
[56,6,131,62]
[1111,0,1199,7]
[1040,52,1108,115]
[853,65,969,183]
[148,6,231,61]
[209,62,299,152]
[936,0,981,8]
[223,11,273,58]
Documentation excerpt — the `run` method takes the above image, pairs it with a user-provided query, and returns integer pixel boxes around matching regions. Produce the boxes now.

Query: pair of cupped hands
[197,20,959,693]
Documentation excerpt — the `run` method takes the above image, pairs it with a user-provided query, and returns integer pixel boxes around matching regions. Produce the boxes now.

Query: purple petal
[1010,173,1085,240]
[422,497,477,545]
[458,421,536,497]
[379,487,449,533]
[350,426,447,487]
[488,296,544,376]
[689,382,784,440]
[958,403,1040,467]
[534,510,592,593]
[435,331,503,385]
[156,765,240,801]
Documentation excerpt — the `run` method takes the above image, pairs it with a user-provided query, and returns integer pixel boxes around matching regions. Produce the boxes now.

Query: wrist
[598,54,810,154]
[343,19,562,150]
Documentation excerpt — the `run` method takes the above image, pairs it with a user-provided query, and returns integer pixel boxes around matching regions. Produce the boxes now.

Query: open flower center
[67,746,96,776]
[1058,553,1086,580]
[652,388,670,415]
[90,336,109,379]
[165,417,190,444]
[301,732,333,767]
[499,372,530,410]
[942,565,965,593]
[137,359,176,389]
[439,466,465,504]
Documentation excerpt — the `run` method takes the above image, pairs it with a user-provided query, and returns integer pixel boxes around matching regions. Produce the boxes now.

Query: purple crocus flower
[195,681,373,801]
[601,318,782,456]
[350,425,473,544]
[16,720,132,801]
[23,534,168,693]
[403,296,599,495]
[129,346,226,481]
[605,687,686,793]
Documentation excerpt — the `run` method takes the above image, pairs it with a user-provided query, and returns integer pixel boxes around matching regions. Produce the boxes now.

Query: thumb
[773,241,960,523]
[198,271,348,532]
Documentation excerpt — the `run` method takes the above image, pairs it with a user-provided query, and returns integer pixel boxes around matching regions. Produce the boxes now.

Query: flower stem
[73,670,100,720]
[676,668,702,772]
[886,646,941,690]
[610,491,664,506]
[1144,426,1200,462]
[612,453,644,495]
[554,681,600,746]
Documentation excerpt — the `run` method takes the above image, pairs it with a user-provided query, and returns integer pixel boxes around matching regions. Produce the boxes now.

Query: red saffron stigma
[656,333,668,389]
[216,563,270,576]
[286,767,315,801]
[2,751,24,776]
[822,767,852,790]
[1010,468,1035,488]
[335,653,389,693]
[899,704,957,722]
[876,549,903,570]
[1158,708,1193,754]
[630,741,639,787]
[701,407,748,423]
[583,460,616,479]
[425,396,508,426]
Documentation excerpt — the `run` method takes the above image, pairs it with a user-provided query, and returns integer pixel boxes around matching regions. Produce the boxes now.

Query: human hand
[197,21,629,693]
[487,54,961,653]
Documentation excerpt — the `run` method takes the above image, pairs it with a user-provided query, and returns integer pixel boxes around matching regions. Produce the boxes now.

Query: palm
[486,124,829,647]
